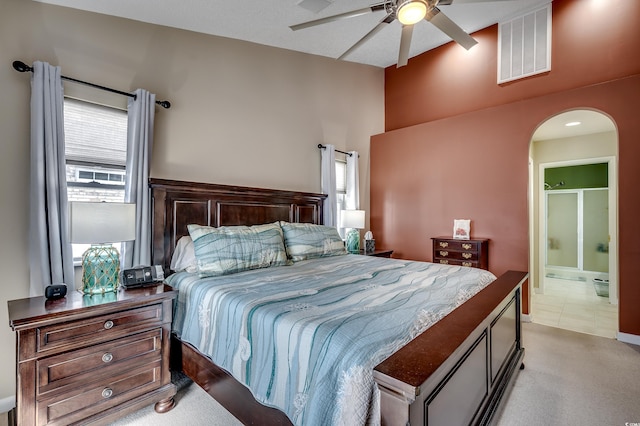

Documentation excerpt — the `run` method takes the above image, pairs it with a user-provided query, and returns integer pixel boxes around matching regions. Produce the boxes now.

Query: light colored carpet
[110,373,241,426]
[111,323,640,426]
[496,322,640,426]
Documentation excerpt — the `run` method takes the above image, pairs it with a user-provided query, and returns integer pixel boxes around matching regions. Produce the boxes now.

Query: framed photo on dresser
[453,219,471,240]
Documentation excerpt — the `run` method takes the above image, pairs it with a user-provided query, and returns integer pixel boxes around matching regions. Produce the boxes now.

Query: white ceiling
[532,110,616,141]
[34,0,551,68]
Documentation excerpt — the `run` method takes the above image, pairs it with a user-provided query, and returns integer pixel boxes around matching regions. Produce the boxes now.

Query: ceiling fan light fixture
[397,0,428,26]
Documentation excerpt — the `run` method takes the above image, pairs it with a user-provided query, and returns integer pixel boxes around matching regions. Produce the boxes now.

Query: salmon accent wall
[372,0,640,336]
[384,0,640,131]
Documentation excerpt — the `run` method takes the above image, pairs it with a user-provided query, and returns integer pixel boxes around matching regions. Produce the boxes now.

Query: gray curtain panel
[29,61,75,295]
[122,88,155,268]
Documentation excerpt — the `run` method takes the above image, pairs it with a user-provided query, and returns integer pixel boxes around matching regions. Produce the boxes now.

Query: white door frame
[537,156,618,305]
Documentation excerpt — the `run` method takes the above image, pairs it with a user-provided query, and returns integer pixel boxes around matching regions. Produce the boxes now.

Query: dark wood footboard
[374,270,528,426]
[170,336,293,425]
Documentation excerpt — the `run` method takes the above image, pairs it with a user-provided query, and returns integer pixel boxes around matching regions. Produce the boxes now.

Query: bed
[150,178,527,426]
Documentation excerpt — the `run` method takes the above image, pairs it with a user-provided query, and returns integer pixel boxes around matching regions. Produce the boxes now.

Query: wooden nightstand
[359,249,394,258]
[431,237,489,270]
[8,284,177,425]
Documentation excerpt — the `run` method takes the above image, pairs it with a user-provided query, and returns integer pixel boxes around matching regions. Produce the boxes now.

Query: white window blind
[63,98,128,261]
[64,98,127,167]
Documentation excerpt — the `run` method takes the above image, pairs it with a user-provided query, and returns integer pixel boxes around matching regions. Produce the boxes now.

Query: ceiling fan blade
[338,13,394,60]
[397,25,414,68]
[290,3,387,31]
[426,7,478,50]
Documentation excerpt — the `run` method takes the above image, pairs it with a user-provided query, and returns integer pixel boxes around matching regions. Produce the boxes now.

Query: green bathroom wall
[545,163,608,190]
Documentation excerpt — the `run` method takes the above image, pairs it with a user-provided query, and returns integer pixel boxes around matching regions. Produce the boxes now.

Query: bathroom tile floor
[531,277,617,339]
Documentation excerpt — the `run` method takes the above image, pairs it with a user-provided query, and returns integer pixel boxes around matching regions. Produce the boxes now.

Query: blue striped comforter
[167,254,496,425]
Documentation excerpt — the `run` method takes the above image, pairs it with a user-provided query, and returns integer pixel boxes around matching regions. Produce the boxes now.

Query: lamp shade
[340,209,365,229]
[70,202,136,244]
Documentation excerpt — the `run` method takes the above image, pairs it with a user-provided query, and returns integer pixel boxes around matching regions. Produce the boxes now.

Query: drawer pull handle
[462,253,472,259]
[103,320,114,330]
[439,259,449,264]
[439,251,449,257]
[462,243,472,250]
[102,388,113,399]
[462,261,472,267]
[439,242,449,248]
[102,353,113,363]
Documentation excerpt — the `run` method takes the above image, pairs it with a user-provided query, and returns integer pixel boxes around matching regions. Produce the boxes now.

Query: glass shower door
[583,189,609,273]
[546,192,578,268]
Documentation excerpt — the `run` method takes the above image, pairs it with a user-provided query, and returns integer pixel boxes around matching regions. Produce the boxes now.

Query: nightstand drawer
[38,328,162,394]
[38,360,162,425]
[36,303,165,355]
[359,249,394,258]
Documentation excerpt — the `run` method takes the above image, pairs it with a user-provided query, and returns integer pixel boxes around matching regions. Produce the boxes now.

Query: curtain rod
[317,144,354,157]
[12,60,171,109]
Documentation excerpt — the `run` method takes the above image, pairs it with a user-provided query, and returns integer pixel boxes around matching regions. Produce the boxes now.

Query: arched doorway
[528,109,618,338]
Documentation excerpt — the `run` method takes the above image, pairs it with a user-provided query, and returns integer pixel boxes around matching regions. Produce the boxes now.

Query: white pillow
[170,236,198,273]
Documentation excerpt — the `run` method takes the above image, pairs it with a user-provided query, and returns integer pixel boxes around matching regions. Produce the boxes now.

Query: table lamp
[69,202,136,295]
[340,209,365,254]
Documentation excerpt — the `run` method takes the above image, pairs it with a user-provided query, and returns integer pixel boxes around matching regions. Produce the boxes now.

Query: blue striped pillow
[188,222,290,277]
[280,222,347,262]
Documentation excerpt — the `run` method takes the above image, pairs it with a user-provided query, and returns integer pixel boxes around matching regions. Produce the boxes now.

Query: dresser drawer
[37,360,162,425]
[435,259,480,268]
[37,328,162,395]
[432,237,489,270]
[434,249,479,262]
[433,239,481,252]
[35,303,166,355]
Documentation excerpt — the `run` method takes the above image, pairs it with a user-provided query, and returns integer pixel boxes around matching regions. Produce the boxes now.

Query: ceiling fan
[291,0,510,68]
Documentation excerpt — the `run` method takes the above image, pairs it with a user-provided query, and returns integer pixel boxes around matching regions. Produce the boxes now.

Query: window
[336,159,347,195]
[64,98,128,260]
[335,158,348,238]
[76,169,125,184]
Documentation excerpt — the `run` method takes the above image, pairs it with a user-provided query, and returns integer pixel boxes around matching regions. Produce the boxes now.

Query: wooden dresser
[8,284,177,425]
[432,237,489,270]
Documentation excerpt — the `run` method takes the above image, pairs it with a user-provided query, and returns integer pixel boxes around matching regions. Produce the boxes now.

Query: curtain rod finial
[157,100,171,109]
[13,60,32,73]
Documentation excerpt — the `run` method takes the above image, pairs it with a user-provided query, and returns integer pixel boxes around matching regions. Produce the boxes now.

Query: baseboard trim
[521,314,533,323]
[617,332,640,346]
[0,395,15,414]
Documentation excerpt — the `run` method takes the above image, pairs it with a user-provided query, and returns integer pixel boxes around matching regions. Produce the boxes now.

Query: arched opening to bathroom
[528,109,618,338]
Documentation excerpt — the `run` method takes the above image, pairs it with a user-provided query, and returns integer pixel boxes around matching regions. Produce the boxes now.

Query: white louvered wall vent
[498,3,552,84]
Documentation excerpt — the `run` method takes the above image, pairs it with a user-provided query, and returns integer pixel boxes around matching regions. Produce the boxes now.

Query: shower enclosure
[546,188,609,276]
[543,161,611,302]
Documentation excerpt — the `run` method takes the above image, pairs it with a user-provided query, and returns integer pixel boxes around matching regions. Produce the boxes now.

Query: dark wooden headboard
[150,178,327,272]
